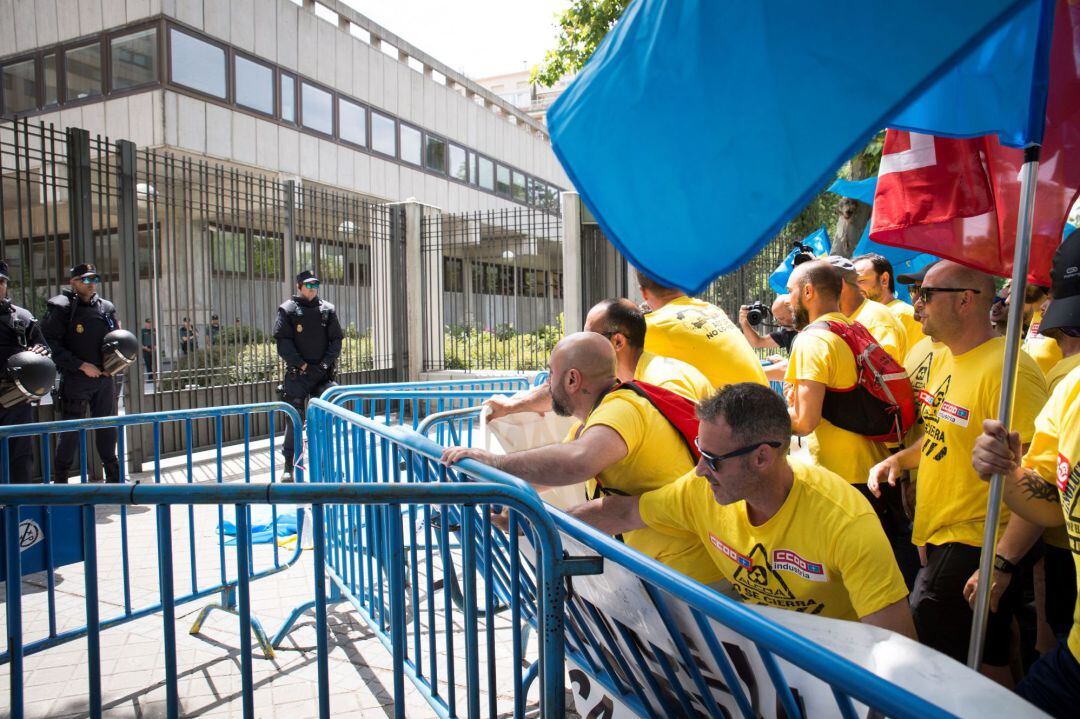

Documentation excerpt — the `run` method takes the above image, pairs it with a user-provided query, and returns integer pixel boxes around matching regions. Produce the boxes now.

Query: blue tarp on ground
[219,506,299,545]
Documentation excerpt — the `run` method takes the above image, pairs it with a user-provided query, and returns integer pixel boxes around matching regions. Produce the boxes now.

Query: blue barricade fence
[0,403,304,665]
[316,390,970,719]
[294,398,602,719]
[0,481,566,719]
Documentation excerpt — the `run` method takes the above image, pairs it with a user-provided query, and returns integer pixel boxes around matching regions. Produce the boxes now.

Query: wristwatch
[993,554,1018,574]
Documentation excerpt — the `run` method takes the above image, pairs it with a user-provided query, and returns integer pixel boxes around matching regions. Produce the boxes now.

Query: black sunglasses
[695,437,783,471]
[914,286,981,303]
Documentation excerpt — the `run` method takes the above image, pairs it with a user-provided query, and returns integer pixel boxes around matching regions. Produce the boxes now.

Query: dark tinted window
[111,28,158,91]
[65,42,103,100]
[1,59,36,113]
[425,135,447,173]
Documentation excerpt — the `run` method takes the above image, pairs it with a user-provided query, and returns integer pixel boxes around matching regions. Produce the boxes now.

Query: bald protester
[868,261,1047,682]
[485,298,712,420]
[442,331,721,583]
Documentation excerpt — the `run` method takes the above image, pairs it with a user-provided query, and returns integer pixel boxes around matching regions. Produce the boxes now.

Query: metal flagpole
[967,144,1041,669]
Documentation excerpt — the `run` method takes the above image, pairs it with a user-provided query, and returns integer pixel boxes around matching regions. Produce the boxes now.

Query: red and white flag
[870,1,1080,285]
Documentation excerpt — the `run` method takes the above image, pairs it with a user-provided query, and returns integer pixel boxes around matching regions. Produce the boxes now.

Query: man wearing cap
[854,253,927,352]
[274,270,343,479]
[971,231,1080,715]
[42,263,123,483]
[828,255,907,363]
[205,314,221,348]
[0,261,51,483]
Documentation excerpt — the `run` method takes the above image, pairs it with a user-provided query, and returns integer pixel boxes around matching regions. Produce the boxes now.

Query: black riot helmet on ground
[101,329,139,375]
[0,351,57,407]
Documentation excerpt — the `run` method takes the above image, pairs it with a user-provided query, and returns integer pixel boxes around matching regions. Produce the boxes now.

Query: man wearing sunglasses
[42,263,123,483]
[567,382,915,635]
[274,270,342,480]
[868,261,1047,683]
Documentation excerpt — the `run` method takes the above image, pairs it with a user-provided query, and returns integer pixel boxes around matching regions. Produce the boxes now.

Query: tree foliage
[531,0,631,87]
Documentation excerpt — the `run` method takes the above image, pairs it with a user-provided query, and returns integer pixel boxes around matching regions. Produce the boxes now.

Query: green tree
[532,0,631,87]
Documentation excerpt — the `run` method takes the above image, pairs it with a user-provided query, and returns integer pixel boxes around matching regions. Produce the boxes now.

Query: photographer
[739,295,797,351]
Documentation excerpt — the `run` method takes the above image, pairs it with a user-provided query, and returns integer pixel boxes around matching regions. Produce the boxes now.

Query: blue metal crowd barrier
[0,403,304,665]
[335,390,963,719]
[0,480,562,719]
[289,398,602,719]
[321,375,531,404]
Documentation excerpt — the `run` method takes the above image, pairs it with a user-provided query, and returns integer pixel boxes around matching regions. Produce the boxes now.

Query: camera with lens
[745,300,771,327]
[791,241,817,267]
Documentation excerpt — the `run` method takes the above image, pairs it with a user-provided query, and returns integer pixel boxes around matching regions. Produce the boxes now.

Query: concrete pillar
[403,200,424,380]
[561,191,583,333]
[370,204,396,372]
[422,213,445,371]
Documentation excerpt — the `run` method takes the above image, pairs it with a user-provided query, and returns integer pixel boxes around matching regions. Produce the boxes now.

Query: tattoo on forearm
[1019,470,1060,503]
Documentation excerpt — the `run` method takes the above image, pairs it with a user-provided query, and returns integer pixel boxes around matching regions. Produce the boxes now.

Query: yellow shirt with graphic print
[635,350,714,401]
[888,298,927,351]
[578,389,722,584]
[638,458,908,620]
[644,295,768,389]
[1022,308,1064,377]
[1022,365,1080,659]
[903,337,949,485]
[850,298,907,364]
[913,336,1047,547]
[784,312,889,483]
[1040,354,1080,550]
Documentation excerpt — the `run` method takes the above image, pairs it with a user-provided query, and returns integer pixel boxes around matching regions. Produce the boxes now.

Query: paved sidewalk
[0,438,559,718]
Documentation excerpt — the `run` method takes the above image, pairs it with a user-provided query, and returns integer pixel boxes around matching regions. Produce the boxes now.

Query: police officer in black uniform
[43,263,123,483]
[274,270,342,479]
[0,261,52,483]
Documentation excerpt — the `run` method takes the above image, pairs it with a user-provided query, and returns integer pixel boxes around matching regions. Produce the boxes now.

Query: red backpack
[613,380,701,462]
[809,320,916,444]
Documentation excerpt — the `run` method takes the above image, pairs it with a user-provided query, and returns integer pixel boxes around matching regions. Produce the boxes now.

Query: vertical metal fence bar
[83,501,102,718]
[5,504,24,719]
[312,502,331,719]
[156,503,179,719]
[235,503,255,719]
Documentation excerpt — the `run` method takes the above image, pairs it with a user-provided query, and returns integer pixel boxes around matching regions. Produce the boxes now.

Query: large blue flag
[548,0,1047,294]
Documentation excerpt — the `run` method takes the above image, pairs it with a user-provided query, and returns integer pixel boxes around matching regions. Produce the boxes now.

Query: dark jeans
[54,374,118,482]
[1017,641,1080,718]
[0,403,34,483]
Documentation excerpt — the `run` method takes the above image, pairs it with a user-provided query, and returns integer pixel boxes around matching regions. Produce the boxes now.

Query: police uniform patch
[75,323,84,334]
[296,324,303,333]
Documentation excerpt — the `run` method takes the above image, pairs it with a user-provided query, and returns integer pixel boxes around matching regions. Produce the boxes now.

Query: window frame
[166,24,230,102]
[0,53,41,117]
[369,109,397,158]
[106,24,161,95]
[398,121,423,166]
[298,78,336,138]
[424,132,448,175]
[278,69,298,125]
[62,38,105,104]
[232,49,276,118]
[337,95,369,150]
[447,142,468,184]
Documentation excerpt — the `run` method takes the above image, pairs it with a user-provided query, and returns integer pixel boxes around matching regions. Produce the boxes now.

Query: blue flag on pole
[769,226,830,294]
[548,0,1046,294]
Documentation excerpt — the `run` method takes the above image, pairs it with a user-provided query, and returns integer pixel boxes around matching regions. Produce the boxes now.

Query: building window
[280,73,296,123]
[170,28,226,99]
[448,143,467,181]
[512,171,526,202]
[478,156,494,191]
[235,55,274,115]
[400,124,421,165]
[111,28,158,91]
[496,164,511,197]
[251,232,283,277]
[43,54,58,106]
[65,42,103,101]
[467,151,477,185]
[371,111,395,155]
[301,82,333,135]
[443,257,464,293]
[210,226,247,274]
[425,134,447,173]
[338,97,366,146]
[1,59,37,114]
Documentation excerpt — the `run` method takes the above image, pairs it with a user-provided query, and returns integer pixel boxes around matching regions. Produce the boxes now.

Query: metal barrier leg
[271,599,321,649]
[5,505,24,719]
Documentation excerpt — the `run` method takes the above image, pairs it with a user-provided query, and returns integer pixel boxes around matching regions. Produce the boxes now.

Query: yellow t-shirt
[903,337,949,485]
[1022,308,1064,377]
[638,459,909,620]
[580,390,722,583]
[1022,365,1080,659]
[784,312,889,484]
[888,298,927,350]
[644,296,768,389]
[635,350,714,401]
[850,299,907,364]
[1040,354,1080,550]
[913,336,1048,547]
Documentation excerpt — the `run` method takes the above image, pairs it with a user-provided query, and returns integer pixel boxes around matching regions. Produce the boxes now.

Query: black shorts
[1043,544,1077,641]
[911,542,1033,667]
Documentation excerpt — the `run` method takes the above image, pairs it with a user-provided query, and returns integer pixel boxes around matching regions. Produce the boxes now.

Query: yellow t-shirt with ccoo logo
[784,312,889,484]
[638,458,909,620]
[913,336,1047,547]
[1037,354,1080,550]
[888,298,927,352]
[903,337,948,485]
[850,298,907,364]
[644,295,768,389]
[635,350,714,401]
[578,389,722,584]
[1022,364,1080,660]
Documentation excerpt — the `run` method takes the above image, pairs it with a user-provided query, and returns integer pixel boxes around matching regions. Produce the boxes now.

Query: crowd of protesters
[442,232,1080,717]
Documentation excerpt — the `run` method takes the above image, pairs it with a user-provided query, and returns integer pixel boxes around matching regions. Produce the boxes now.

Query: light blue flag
[827,177,938,303]
[548,0,1043,294]
[769,226,830,294]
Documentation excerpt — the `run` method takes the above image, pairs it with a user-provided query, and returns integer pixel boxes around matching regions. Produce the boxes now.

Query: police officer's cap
[69,263,99,280]
[296,270,320,285]
[0,260,9,281]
